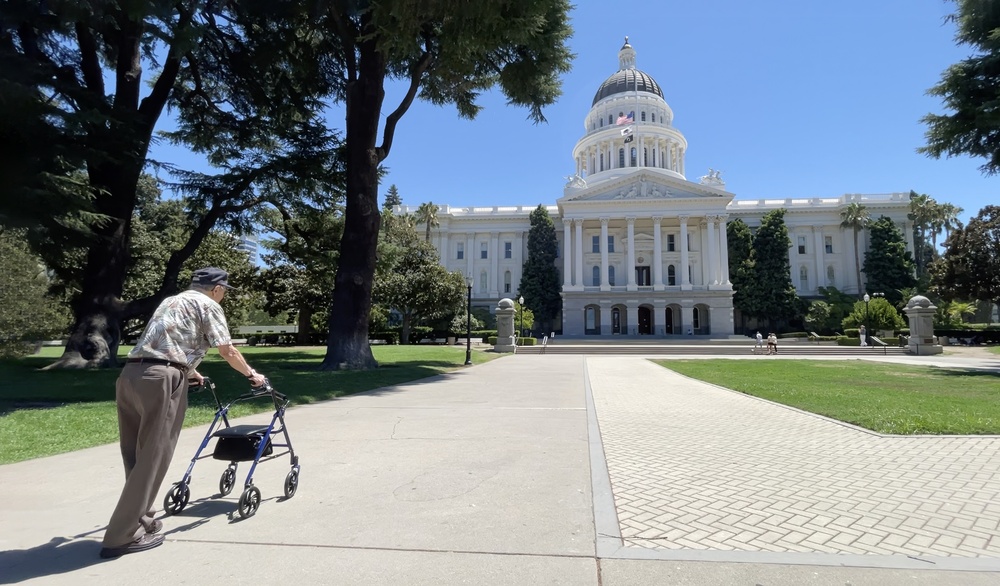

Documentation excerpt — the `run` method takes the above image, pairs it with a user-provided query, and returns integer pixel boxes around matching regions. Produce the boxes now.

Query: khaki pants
[103,363,188,547]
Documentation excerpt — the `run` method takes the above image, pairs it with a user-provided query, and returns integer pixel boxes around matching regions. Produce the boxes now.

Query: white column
[600,218,610,291]
[574,218,584,289]
[516,231,525,293]
[706,215,718,285]
[679,215,691,289]
[814,225,826,289]
[466,232,474,289]
[718,214,731,286]
[626,217,637,290]
[562,221,572,288]
[489,232,499,297]
[653,216,663,290]
[439,231,449,265]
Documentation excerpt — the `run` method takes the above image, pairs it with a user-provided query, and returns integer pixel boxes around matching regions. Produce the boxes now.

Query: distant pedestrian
[100,267,266,559]
[859,325,868,347]
[767,333,778,355]
[755,331,763,349]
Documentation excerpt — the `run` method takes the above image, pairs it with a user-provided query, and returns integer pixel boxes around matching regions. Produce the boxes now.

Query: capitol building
[399,39,912,337]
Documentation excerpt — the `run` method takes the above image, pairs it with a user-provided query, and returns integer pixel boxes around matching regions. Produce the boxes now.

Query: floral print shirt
[128,289,232,369]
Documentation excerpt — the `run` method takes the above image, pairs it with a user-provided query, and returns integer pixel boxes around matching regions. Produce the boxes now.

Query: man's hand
[248,372,266,387]
[189,371,205,386]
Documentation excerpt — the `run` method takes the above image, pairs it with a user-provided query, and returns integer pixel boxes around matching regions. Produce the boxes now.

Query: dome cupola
[592,37,664,106]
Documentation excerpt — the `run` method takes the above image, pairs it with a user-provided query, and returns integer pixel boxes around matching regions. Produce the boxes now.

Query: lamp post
[518,295,525,345]
[464,276,473,365]
[863,293,870,347]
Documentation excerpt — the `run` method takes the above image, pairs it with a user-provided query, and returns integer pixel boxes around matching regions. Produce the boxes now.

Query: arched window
[585,307,597,330]
[827,265,835,285]
[599,118,604,128]
[651,112,656,123]
[799,266,809,289]
[479,270,488,293]
[641,111,646,122]
[630,147,637,167]
[618,148,625,168]
[693,307,701,329]
[600,153,604,171]
[504,270,511,293]
[609,266,616,286]
[592,266,600,286]
[667,265,676,286]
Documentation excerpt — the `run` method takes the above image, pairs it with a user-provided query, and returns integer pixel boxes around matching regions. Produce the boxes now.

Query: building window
[619,148,625,168]
[827,265,835,285]
[799,266,809,289]
[667,234,675,252]
[599,118,604,128]
[608,115,613,125]
[651,112,656,123]
[480,242,488,259]
[608,266,616,286]
[667,265,676,286]
[798,236,806,255]
[607,235,615,253]
[643,148,648,166]
[504,271,511,293]
[504,241,512,259]
[479,270,488,293]
[824,235,833,254]
[592,235,600,253]
[693,307,700,329]
[586,307,596,330]
[641,111,646,122]
[457,242,464,260]
[630,147,637,167]
[600,153,604,171]
[592,266,600,286]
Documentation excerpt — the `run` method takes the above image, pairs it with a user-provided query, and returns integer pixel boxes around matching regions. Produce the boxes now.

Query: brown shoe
[99,533,164,559]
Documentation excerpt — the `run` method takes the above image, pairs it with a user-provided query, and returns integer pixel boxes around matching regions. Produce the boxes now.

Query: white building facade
[399,40,913,337]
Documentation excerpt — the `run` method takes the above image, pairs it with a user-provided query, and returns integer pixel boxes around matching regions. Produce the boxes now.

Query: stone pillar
[489,232,499,298]
[653,216,664,291]
[626,217,637,291]
[903,295,943,355]
[600,218,610,291]
[679,215,691,289]
[574,218,584,289]
[706,216,718,285]
[466,233,474,285]
[562,221,572,288]
[718,214,731,286]
[493,298,517,353]
[681,305,695,335]
[600,303,613,335]
[626,305,639,336]
[814,225,826,289]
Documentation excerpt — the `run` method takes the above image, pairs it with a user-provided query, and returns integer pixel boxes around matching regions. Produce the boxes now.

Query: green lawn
[0,345,498,465]
[656,359,1000,435]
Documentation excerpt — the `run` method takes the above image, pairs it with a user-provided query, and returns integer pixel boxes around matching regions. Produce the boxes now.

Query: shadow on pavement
[0,537,102,584]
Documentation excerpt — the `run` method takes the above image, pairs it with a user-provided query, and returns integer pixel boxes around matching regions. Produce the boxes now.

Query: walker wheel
[219,467,237,496]
[283,469,299,499]
[163,482,190,516]
[238,486,261,519]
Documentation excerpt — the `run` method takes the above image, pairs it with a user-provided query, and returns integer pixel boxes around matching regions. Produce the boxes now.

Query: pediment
[560,171,731,204]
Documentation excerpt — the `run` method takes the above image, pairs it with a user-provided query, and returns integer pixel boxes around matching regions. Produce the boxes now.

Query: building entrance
[638,307,652,335]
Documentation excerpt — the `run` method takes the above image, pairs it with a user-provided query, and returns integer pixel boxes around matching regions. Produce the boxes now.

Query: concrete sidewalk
[2,354,1000,585]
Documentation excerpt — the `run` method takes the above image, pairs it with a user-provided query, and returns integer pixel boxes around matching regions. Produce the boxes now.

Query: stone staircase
[514,339,907,356]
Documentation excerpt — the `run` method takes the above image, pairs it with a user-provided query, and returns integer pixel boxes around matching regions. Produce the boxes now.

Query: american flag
[616,111,634,125]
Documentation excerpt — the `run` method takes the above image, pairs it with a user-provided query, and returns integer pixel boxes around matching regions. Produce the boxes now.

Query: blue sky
[151,0,993,224]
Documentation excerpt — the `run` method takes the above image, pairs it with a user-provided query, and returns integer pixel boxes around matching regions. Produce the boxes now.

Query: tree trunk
[853,227,862,295]
[400,313,411,345]
[321,44,386,371]
[297,306,312,345]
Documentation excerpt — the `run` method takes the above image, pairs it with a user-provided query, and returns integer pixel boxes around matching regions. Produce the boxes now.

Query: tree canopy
[931,205,1000,309]
[921,0,1000,175]
[519,205,562,333]
[746,209,802,326]
[862,215,916,307]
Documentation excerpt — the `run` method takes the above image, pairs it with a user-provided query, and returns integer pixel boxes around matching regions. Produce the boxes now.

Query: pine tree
[518,205,562,333]
[383,185,402,210]
[862,216,916,306]
[748,209,802,328]
[727,218,754,328]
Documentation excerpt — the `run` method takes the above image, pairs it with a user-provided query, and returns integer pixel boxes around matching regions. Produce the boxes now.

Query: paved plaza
[2,350,1000,584]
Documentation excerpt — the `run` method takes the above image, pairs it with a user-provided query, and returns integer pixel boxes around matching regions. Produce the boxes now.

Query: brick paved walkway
[587,357,1000,558]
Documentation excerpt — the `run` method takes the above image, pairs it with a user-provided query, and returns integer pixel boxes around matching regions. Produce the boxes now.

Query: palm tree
[416,202,440,242]
[939,202,964,242]
[840,202,870,295]
[908,191,934,273]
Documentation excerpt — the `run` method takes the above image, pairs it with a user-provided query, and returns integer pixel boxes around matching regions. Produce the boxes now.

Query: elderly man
[100,267,266,559]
